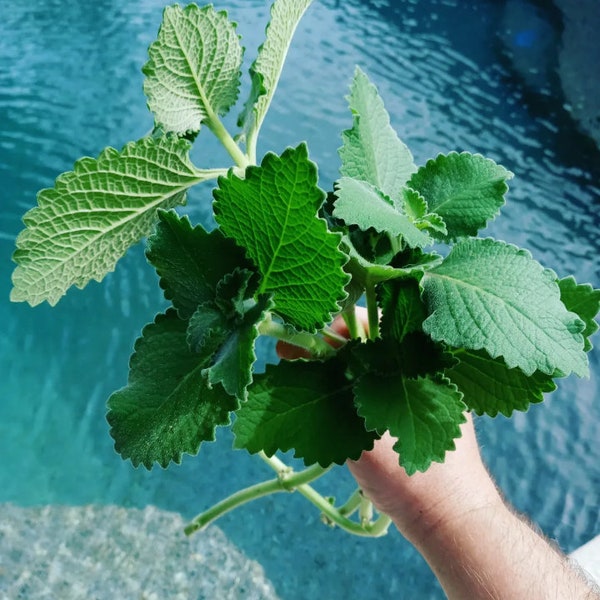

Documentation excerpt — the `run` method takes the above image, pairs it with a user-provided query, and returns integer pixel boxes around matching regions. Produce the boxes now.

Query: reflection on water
[1,0,598,598]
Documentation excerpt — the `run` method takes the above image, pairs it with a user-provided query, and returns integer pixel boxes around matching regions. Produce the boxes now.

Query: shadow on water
[1,0,599,598]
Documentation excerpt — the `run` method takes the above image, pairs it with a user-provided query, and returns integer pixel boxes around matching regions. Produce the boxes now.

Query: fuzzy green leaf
[446,348,555,417]
[354,374,466,475]
[407,152,512,241]
[558,276,600,352]
[107,310,238,469]
[238,0,314,154]
[204,296,273,399]
[421,238,588,377]
[340,67,416,197]
[400,188,448,237]
[146,210,254,320]
[214,144,348,331]
[186,269,269,399]
[233,356,377,466]
[334,177,431,248]
[11,137,203,306]
[143,4,243,133]
[379,277,428,343]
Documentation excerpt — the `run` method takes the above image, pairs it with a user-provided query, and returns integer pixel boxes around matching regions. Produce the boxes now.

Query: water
[1,0,599,598]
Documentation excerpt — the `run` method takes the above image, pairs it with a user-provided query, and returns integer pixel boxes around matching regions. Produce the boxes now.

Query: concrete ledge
[0,504,279,600]
[571,534,600,586]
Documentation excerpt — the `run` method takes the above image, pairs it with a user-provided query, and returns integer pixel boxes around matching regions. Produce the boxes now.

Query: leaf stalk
[258,313,336,358]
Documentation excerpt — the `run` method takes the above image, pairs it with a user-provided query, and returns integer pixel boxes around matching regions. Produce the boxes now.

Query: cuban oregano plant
[10,1,600,537]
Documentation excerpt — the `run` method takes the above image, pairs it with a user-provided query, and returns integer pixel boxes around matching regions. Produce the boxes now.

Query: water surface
[1,1,599,598]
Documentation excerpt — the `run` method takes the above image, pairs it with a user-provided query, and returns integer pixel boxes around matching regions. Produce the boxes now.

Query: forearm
[401,493,599,600]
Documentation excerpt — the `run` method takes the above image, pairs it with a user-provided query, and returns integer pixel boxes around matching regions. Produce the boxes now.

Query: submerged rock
[0,504,279,599]
[498,0,600,149]
[554,0,600,149]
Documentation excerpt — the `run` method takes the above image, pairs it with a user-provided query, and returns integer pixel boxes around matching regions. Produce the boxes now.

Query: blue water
[1,0,599,598]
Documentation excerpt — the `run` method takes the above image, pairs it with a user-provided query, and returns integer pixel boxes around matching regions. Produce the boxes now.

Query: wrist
[389,462,504,547]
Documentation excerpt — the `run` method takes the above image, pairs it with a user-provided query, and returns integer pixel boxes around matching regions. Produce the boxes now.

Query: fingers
[276,307,370,360]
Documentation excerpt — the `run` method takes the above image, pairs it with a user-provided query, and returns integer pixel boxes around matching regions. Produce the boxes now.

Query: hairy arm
[349,418,599,599]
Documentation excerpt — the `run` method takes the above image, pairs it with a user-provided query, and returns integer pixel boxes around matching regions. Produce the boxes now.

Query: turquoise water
[1,0,599,598]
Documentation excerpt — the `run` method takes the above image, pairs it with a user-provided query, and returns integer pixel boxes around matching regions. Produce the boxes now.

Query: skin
[277,309,600,599]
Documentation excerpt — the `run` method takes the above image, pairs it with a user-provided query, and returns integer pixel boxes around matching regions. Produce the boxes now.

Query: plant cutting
[10,0,600,539]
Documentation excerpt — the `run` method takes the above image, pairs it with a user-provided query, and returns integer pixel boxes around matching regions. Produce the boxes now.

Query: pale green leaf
[143,4,243,133]
[407,152,513,240]
[354,373,466,475]
[239,0,314,156]
[11,137,203,306]
[233,355,376,466]
[446,348,555,417]
[421,238,588,377]
[340,67,416,197]
[214,144,348,331]
[558,276,600,352]
[334,177,431,248]
[107,310,238,469]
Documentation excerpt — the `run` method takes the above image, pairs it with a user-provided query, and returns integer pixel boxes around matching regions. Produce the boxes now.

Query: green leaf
[214,144,348,331]
[186,269,270,399]
[379,277,428,343]
[11,137,203,307]
[354,373,466,475]
[345,242,442,287]
[238,0,314,156]
[400,188,448,238]
[558,276,600,352]
[352,335,452,379]
[407,152,513,241]
[233,355,377,466]
[107,310,238,469]
[143,4,243,133]
[204,293,273,400]
[421,238,588,377]
[333,177,432,248]
[446,348,555,417]
[146,210,254,320]
[340,67,416,197]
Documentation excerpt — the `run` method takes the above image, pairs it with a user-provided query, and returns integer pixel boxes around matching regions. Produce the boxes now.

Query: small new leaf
[107,310,238,469]
[214,144,348,331]
[233,355,377,466]
[11,137,202,306]
[446,349,555,417]
[407,152,512,241]
[354,374,466,475]
[421,238,588,377]
[340,67,416,197]
[144,4,243,133]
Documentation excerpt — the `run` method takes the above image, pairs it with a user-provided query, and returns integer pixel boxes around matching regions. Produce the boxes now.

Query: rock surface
[499,0,600,149]
[554,0,600,148]
[0,504,279,600]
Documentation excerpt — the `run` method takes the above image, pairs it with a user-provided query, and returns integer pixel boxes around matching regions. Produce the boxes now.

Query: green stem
[365,277,380,339]
[185,451,392,538]
[259,453,391,537]
[258,313,336,358]
[338,488,363,517]
[185,458,328,535]
[206,113,250,169]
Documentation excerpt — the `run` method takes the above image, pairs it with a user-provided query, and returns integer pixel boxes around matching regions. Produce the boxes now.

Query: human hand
[276,308,502,546]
